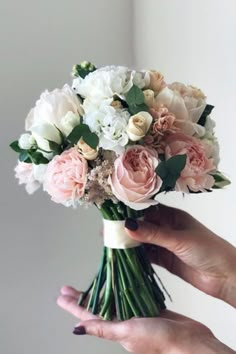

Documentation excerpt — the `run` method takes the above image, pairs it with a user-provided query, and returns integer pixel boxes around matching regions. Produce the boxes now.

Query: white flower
[126,112,153,141]
[14,162,47,194]
[25,84,83,150]
[155,85,207,136]
[61,111,81,137]
[18,133,36,150]
[132,70,150,89]
[84,104,130,154]
[72,66,134,101]
[30,123,62,152]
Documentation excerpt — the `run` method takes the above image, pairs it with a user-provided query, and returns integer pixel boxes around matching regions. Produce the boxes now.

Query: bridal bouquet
[11,61,230,321]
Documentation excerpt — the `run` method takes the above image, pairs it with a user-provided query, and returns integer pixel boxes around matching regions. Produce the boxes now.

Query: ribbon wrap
[103,219,141,249]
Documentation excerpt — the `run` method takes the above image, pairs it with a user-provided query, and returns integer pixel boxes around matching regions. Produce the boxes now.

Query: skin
[57,205,236,354]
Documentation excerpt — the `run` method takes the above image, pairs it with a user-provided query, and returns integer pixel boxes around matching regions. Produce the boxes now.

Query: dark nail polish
[73,326,86,335]
[125,218,139,231]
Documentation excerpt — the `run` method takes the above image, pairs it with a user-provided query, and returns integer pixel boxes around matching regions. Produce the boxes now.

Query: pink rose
[165,133,215,192]
[44,147,88,206]
[109,146,162,210]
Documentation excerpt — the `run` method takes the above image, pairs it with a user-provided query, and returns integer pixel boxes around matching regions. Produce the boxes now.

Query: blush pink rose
[165,133,215,192]
[109,145,162,210]
[44,147,88,206]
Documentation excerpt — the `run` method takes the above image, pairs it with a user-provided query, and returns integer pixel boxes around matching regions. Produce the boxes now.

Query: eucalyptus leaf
[156,154,187,190]
[19,150,29,162]
[126,85,144,106]
[83,132,99,149]
[67,124,90,144]
[128,103,149,115]
[28,151,49,165]
[10,140,22,153]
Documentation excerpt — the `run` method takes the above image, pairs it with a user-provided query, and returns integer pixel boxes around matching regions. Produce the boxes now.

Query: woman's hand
[57,286,235,354]
[125,205,236,307]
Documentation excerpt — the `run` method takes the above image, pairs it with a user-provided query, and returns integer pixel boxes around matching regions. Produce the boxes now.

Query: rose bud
[126,112,153,141]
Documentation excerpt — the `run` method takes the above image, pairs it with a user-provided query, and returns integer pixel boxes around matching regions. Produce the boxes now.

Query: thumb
[73,319,127,342]
[125,218,180,252]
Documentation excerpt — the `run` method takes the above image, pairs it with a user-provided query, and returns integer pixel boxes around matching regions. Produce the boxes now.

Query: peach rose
[165,133,215,193]
[44,147,88,206]
[109,146,162,210]
[148,71,166,93]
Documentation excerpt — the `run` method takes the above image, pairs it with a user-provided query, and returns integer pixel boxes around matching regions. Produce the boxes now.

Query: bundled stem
[78,201,166,320]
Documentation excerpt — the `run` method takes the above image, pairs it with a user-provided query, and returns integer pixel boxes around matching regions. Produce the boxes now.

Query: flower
[73,66,133,101]
[60,111,81,137]
[143,89,155,107]
[18,133,36,150]
[77,138,98,160]
[147,70,166,93]
[126,112,153,141]
[15,162,46,194]
[150,105,176,135]
[44,147,88,206]
[83,104,130,154]
[155,84,207,136]
[109,146,162,210]
[165,133,215,192]
[25,84,83,151]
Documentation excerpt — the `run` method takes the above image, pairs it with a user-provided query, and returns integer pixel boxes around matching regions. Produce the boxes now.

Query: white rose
[126,112,153,141]
[25,84,83,148]
[155,86,206,136]
[77,138,98,160]
[18,133,36,150]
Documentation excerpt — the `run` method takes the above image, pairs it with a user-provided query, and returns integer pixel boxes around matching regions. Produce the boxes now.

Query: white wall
[134,0,236,350]
[0,1,132,353]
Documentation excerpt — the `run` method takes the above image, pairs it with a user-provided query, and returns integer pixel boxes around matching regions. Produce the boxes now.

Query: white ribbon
[103,219,141,249]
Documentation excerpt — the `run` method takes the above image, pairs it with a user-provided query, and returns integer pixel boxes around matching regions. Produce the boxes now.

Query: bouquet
[10,61,230,321]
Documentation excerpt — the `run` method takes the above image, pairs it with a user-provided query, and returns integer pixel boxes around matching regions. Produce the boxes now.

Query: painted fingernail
[73,326,86,335]
[125,218,139,231]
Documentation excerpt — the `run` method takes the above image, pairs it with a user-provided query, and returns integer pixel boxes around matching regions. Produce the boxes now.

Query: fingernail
[125,218,139,231]
[73,326,86,335]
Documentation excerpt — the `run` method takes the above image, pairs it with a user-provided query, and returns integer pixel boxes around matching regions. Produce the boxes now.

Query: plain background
[0,0,235,353]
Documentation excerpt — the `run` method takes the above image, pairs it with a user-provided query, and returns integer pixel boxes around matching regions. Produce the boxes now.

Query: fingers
[57,294,97,321]
[125,218,180,253]
[60,286,81,298]
[73,319,127,342]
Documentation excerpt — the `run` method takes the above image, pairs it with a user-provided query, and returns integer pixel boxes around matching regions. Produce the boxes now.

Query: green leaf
[10,140,22,153]
[166,154,187,175]
[198,104,214,126]
[47,140,61,152]
[212,172,231,188]
[126,85,144,106]
[28,151,49,164]
[72,62,96,78]
[67,124,90,144]
[19,150,29,162]
[128,103,149,115]
[156,155,187,190]
[83,132,99,149]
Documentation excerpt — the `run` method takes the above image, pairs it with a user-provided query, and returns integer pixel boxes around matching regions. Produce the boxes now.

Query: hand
[125,205,236,307]
[57,286,235,354]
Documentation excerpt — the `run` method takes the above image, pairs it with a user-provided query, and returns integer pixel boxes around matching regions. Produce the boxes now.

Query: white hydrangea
[73,66,148,102]
[83,104,130,154]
